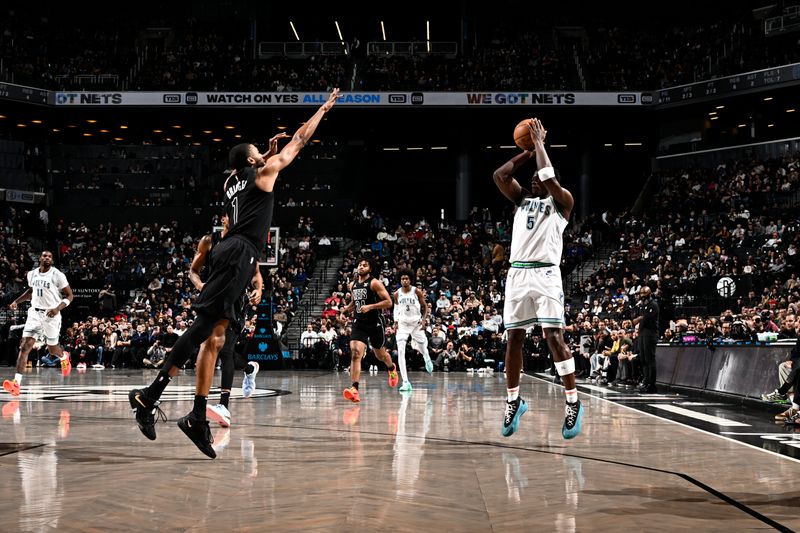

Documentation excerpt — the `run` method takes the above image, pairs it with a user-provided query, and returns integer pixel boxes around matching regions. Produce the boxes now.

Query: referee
[633,286,659,393]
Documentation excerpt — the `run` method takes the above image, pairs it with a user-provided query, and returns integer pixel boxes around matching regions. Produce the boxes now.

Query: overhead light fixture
[624,142,643,146]
[431,146,447,150]
[0,115,6,119]
[604,143,612,147]
[52,128,61,132]
[120,125,128,129]
[99,129,110,133]
[787,109,796,113]
[153,129,163,133]
[212,138,222,142]
[165,138,172,142]
[172,125,181,129]
[737,124,746,128]
[550,144,567,148]
[234,134,242,138]
[16,123,26,128]
[407,147,423,150]
[708,111,717,116]
[768,123,774,127]
[426,20,430,52]
[68,125,77,128]
[83,133,92,136]
[86,119,97,123]
[224,125,235,129]
[312,139,321,143]
[183,134,192,138]
[192,142,201,146]
[276,126,287,130]
[113,137,124,141]
[715,105,725,109]
[763,96,773,101]
[383,147,400,151]
[335,20,347,54]
[290,21,300,41]
[31,119,42,124]
[485,145,493,149]
[381,20,386,41]
[203,130,212,134]
[709,116,719,121]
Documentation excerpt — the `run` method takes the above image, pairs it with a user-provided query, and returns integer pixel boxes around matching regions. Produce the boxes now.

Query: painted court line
[649,404,751,427]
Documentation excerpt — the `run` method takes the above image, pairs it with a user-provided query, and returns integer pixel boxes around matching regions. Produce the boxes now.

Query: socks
[220,391,230,409]
[15,373,23,385]
[507,386,519,402]
[565,388,578,404]
[192,395,207,420]
[145,372,172,401]
[352,381,359,390]
[244,362,256,375]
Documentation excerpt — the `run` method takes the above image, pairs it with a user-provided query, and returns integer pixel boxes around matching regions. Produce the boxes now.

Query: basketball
[514,119,534,150]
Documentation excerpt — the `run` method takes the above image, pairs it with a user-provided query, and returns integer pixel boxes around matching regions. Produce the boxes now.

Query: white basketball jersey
[509,196,568,265]
[395,286,421,323]
[27,267,69,309]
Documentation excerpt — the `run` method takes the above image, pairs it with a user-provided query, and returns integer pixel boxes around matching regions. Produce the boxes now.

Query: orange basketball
[514,119,534,150]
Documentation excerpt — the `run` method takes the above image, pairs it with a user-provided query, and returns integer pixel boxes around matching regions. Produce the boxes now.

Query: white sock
[565,388,578,404]
[507,386,519,402]
[397,341,409,383]
[15,373,23,385]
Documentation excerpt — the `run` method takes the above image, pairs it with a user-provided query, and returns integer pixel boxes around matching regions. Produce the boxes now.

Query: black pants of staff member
[639,331,658,391]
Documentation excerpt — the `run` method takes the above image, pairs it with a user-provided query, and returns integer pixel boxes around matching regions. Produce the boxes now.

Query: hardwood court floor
[0,368,798,532]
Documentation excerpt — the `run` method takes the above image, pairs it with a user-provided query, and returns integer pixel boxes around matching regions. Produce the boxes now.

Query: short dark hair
[357,255,375,274]
[398,268,414,284]
[228,143,251,169]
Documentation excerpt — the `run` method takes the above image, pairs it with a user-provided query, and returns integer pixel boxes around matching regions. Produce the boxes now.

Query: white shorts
[503,265,565,330]
[395,322,428,347]
[23,307,62,345]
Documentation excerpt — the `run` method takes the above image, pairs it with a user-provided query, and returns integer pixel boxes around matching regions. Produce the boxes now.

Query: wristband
[61,298,71,307]
[537,166,556,181]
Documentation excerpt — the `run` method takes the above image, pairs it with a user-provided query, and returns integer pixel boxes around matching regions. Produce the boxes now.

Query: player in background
[393,268,433,392]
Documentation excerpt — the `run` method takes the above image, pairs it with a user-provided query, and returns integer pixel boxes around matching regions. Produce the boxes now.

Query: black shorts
[351,316,386,349]
[193,235,258,322]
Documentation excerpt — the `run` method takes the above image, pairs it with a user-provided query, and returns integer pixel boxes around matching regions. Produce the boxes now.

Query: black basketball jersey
[223,167,274,251]
[352,276,381,324]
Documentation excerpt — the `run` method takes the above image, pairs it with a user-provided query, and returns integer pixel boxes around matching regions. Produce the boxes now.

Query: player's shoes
[424,355,434,374]
[502,398,528,437]
[784,410,800,426]
[343,386,361,403]
[762,389,789,404]
[177,413,216,459]
[207,404,231,428]
[60,356,72,377]
[3,379,20,397]
[242,362,259,398]
[775,407,797,421]
[562,400,584,440]
[388,366,399,388]
[128,389,166,441]
[399,382,412,393]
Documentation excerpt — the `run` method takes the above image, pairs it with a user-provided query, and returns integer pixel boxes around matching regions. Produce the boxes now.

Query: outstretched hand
[528,118,547,145]
[322,88,342,112]
[267,132,290,154]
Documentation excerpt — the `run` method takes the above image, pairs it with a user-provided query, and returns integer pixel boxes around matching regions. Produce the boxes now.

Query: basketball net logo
[716,276,737,298]
[0,384,286,402]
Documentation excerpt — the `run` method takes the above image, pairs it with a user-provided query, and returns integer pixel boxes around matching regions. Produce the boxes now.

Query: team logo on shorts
[0,384,288,403]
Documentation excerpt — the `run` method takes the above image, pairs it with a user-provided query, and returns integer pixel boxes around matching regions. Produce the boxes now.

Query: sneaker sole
[343,390,360,403]
[3,381,20,396]
[177,418,217,459]
[562,403,584,440]
[206,407,231,428]
[243,364,260,398]
[502,400,528,437]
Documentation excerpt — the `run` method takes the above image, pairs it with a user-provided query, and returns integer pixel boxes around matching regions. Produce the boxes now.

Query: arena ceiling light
[99,129,110,133]
[83,133,92,136]
[383,147,400,151]
[624,142,643,146]
[153,129,163,133]
[183,134,192,138]
[234,134,242,138]
[31,119,42,124]
[381,20,386,41]
[0,114,6,119]
[224,125,235,129]
[715,105,725,109]
[431,146,448,150]
[52,128,60,132]
[16,123,26,128]
[277,126,287,130]
[203,130,213,134]
[120,125,128,129]
[172,125,181,129]
[426,20,431,52]
[335,20,347,54]
[212,138,222,142]
[763,96,773,101]
[550,144,567,148]
[604,143,613,147]
[787,109,796,113]
[709,116,719,121]
[407,147,423,151]
[738,124,746,127]
[768,123,774,127]
[500,145,516,149]
[113,137,123,141]
[290,21,300,41]
[86,119,97,123]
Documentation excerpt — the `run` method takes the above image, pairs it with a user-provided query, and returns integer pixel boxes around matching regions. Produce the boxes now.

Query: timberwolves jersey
[223,167,274,250]
[510,196,568,265]
[27,267,69,309]
[395,286,421,325]
[353,276,381,325]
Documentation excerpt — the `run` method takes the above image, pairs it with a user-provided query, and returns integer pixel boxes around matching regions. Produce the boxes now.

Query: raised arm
[255,88,342,192]
[528,118,574,218]
[492,148,534,205]
[188,235,213,291]
[261,132,291,159]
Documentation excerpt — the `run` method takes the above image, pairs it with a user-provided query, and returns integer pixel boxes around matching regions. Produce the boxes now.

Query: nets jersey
[353,276,381,325]
[27,267,69,309]
[395,286,421,324]
[510,196,568,265]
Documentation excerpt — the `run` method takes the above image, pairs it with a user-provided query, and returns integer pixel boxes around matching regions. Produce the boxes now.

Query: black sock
[220,391,230,408]
[352,381,359,390]
[192,395,207,420]
[244,362,256,375]
[144,372,171,401]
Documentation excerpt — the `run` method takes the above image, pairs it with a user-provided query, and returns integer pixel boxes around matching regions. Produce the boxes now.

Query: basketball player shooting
[492,118,584,440]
